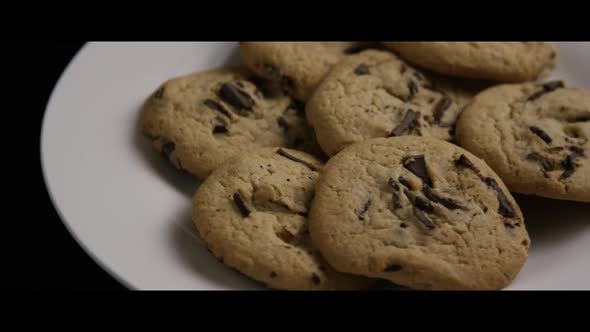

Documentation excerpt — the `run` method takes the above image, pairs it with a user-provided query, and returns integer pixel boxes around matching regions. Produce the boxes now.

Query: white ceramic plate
[41,42,590,290]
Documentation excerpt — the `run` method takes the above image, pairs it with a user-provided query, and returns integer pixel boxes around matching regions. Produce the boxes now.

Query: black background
[32,41,126,291]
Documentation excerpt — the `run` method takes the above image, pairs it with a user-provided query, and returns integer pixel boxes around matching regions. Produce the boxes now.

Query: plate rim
[40,41,136,290]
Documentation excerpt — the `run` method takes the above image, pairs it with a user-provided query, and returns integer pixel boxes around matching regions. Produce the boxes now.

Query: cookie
[456,81,590,202]
[383,42,557,82]
[239,42,380,101]
[141,67,321,180]
[309,136,530,290]
[306,49,482,157]
[192,148,373,290]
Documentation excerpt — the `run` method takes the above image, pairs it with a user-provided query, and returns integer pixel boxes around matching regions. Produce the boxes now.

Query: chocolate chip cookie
[239,42,380,102]
[306,49,482,157]
[383,42,557,82]
[456,81,590,202]
[140,67,320,180]
[192,148,374,290]
[309,136,530,290]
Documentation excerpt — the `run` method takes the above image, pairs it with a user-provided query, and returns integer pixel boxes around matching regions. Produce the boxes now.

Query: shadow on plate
[131,106,201,199]
[170,205,265,290]
[515,193,590,246]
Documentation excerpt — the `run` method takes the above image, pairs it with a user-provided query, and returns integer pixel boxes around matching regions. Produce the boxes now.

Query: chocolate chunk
[527,80,564,101]
[526,152,553,171]
[233,192,251,217]
[384,264,402,272]
[388,179,402,209]
[569,146,585,154]
[277,116,288,131]
[219,82,255,110]
[270,271,277,278]
[388,178,400,191]
[211,116,229,134]
[542,80,565,90]
[423,187,465,210]
[403,155,433,187]
[276,149,318,171]
[561,152,584,179]
[154,86,165,99]
[390,110,418,136]
[311,273,321,285]
[204,99,233,118]
[484,177,515,218]
[455,154,482,177]
[408,80,419,97]
[354,64,370,75]
[414,196,434,213]
[161,142,175,160]
[398,176,412,190]
[357,199,372,220]
[529,126,552,144]
[569,115,590,122]
[413,206,435,230]
[504,222,515,229]
[433,97,452,124]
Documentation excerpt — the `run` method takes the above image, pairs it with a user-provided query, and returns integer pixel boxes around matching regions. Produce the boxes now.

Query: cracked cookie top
[308,136,530,290]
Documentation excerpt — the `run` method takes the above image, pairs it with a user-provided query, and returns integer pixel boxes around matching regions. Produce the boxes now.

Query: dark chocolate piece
[204,99,233,118]
[398,176,412,190]
[423,187,465,210]
[390,110,418,136]
[270,272,277,278]
[483,177,515,218]
[414,196,434,213]
[527,81,564,101]
[219,82,255,110]
[433,97,452,124]
[526,152,553,171]
[276,149,318,171]
[413,206,435,230]
[384,264,402,272]
[357,199,372,220]
[529,126,552,144]
[211,116,229,134]
[403,155,433,187]
[354,64,370,75]
[233,192,251,217]
[455,154,482,177]
[408,80,419,97]
[561,152,584,179]
[311,273,321,285]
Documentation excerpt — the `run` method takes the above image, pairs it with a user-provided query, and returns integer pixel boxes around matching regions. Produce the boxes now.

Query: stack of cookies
[140,42,589,290]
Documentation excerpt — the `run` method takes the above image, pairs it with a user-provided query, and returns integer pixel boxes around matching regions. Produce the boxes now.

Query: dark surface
[33,41,126,291]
